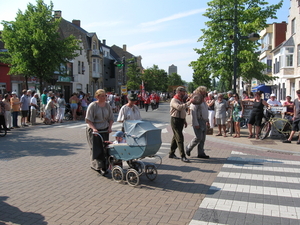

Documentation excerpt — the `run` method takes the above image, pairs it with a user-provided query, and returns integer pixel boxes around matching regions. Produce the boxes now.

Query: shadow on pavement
[0,134,84,160]
[0,196,47,225]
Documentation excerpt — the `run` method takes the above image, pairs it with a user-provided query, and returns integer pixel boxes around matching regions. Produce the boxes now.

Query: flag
[141,80,147,99]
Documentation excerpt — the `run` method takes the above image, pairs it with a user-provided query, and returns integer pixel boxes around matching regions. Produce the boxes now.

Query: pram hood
[124,120,161,147]
[109,120,162,161]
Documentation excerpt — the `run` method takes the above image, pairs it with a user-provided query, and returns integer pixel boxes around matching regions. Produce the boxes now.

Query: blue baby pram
[108,120,162,186]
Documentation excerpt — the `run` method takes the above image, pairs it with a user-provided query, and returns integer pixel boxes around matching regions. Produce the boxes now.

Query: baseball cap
[227,91,233,94]
[176,86,186,92]
[286,95,291,97]
[112,131,124,137]
[11,92,17,95]
[270,94,276,97]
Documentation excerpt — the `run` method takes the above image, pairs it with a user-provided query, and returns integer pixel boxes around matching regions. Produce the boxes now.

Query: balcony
[92,71,101,78]
[92,49,100,56]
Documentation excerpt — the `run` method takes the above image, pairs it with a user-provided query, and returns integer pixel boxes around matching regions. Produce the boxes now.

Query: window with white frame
[280,47,294,67]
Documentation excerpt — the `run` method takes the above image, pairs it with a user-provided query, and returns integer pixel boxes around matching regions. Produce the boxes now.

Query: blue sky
[0,0,290,82]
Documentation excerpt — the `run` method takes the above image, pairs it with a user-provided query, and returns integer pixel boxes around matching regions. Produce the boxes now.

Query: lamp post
[231,0,259,94]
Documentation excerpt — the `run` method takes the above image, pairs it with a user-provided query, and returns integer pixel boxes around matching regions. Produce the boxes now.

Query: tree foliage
[0,0,79,91]
[126,58,142,90]
[142,65,168,92]
[190,0,283,91]
[168,72,184,86]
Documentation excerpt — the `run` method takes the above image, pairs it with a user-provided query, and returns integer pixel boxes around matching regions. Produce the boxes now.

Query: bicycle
[259,109,292,140]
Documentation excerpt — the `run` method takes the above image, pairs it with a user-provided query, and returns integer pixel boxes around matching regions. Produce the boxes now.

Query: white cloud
[140,8,206,27]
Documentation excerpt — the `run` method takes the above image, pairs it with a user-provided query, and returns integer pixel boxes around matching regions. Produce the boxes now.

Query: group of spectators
[0,89,95,130]
[168,87,300,163]
[0,89,39,130]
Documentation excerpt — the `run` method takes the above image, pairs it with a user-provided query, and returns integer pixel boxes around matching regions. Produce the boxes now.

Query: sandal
[256,135,259,139]
[233,135,238,138]
[248,134,253,139]
[216,133,222,136]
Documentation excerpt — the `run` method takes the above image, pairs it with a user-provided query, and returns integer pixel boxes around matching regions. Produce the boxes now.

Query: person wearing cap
[86,89,114,176]
[10,92,20,128]
[283,95,294,121]
[112,131,126,144]
[169,86,192,162]
[117,92,141,126]
[267,94,282,107]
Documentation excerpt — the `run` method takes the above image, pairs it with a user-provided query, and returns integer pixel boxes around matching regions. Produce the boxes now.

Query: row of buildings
[0,10,143,101]
[244,0,300,100]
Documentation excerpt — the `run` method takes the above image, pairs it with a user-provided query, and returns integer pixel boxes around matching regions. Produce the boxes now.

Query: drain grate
[267,150,293,155]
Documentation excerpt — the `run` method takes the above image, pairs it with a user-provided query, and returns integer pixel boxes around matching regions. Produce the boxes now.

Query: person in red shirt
[283,95,294,121]
[155,94,160,109]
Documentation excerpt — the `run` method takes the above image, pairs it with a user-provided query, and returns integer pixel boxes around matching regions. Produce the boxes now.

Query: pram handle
[92,130,108,135]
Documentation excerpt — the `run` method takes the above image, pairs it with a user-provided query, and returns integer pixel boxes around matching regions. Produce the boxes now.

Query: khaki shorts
[40,104,46,113]
[216,117,226,125]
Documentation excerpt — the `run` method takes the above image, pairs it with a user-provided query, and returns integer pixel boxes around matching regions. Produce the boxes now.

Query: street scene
[1,102,300,225]
[1,0,300,224]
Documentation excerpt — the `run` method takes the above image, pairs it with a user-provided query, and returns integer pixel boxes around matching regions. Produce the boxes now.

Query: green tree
[126,58,142,90]
[190,0,283,91]
[168,72,184,86]
[142,65,168,92]
[1,0,79,92]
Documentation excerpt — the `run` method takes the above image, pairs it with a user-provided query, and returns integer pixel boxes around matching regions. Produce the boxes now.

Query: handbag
[206,126,213,135]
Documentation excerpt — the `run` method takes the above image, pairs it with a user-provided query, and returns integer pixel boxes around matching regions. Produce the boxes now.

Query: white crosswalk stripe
[190,152,300,224]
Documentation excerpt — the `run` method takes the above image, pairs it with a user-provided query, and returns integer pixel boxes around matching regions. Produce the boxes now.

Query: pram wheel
[126,169,140,186]
[112,166,124,183]
[145,165,157,181]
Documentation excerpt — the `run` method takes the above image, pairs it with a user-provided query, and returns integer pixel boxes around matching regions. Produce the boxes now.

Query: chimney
[72,20,81,27]
[123,44,127,52]
[54,10,62,18]
[102,39,106,45]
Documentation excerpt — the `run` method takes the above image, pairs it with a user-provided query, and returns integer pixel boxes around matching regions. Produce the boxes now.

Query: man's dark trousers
[169,117,186,158]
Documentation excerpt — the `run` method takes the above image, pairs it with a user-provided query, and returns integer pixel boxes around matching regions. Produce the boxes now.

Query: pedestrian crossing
[190,151,300,225]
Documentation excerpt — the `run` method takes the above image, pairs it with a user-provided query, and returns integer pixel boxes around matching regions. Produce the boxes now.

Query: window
[291,18,295,34]
[78,61,81,74]
[280,47,294,67]
[82,62,85,74]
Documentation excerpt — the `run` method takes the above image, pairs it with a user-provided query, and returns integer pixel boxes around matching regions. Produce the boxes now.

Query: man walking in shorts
[20,89,29,127]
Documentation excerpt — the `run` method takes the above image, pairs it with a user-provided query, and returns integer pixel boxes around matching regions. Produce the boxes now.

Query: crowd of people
[167,87,300,164]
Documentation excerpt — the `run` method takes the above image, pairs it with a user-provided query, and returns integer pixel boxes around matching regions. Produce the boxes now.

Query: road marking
[190,152,300,224]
